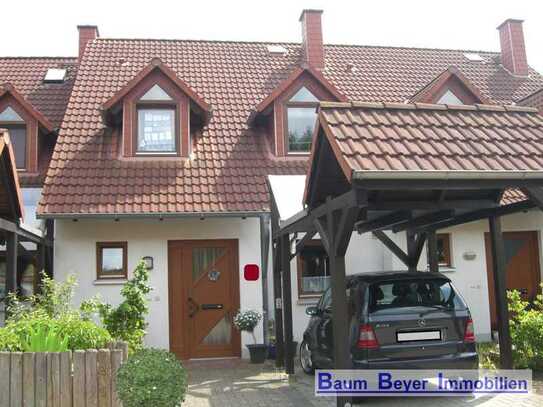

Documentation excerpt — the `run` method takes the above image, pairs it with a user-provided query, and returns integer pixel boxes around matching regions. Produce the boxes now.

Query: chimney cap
[77,25,100,36]
[299,9,323,22]
[496,19,524,30]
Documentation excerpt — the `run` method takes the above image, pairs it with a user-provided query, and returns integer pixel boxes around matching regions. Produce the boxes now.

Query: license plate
[397,330,441,342]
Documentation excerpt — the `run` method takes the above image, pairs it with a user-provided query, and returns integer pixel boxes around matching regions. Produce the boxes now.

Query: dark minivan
[300,271,478,374]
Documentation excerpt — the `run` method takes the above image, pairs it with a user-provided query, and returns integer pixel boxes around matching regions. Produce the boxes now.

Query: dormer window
[437,89,464,105]
[0,106,26,169]
[135,85,178,154]
[286,86,319,153]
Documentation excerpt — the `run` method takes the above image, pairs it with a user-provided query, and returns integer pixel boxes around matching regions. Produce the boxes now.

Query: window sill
[438,266,455,272]
[93,279,127,286]
[297,296,320,305]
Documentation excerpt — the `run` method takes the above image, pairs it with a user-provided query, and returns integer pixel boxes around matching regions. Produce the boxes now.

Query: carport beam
[488,216,513,369]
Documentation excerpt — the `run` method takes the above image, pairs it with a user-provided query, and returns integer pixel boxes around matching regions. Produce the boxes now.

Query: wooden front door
[485,231,541,329]
[168,240,240,359]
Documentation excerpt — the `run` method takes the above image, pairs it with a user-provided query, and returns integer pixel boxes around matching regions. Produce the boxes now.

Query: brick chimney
[497,19,529,76]
[299,9,324,70]
[77,25,99,60]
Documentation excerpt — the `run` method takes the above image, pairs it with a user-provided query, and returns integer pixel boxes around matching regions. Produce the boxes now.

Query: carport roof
[305,102,543,206]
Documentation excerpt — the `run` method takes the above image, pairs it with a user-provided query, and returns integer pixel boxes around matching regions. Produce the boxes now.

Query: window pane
[290,86,318,102]
[299,244,330,294]
[192,247,226,281]
[437,89,464,105]
[137,108,176,152]
[140,84,173,101]
[101,247,124,275]
[287,107,317,152]
[3,125,26,169]
[0,106,24,122]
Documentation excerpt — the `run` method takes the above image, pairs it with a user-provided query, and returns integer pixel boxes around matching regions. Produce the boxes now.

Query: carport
[269,102,543,407]
[0,129,53,321]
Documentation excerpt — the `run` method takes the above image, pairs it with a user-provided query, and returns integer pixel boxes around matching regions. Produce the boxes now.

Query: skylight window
[464,53,485,62]
[267,45,288,55]
[43,68,67,83]
[140,84,173,101]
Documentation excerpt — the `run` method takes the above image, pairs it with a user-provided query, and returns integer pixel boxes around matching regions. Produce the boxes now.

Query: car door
[313,288,333,364]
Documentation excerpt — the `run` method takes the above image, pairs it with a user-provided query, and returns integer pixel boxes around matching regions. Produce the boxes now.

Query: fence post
[22,352,35,407]
[110,350,123,407]
[85,349,98,407]
[116,342,128,362]
[97,349,112,407]
[11,351,23,407]
[72,351,86,407]
[59,352,72,407]
[0,352,11,406]
[35,353,47,407]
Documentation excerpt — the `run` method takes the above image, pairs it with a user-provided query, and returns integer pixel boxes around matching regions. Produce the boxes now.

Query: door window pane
[192,247,226,281]
[202,315,232,345]
[287,107,317,152]
[137,108,176,153]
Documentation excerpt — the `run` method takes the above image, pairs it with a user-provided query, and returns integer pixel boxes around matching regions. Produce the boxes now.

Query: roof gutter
[36,210,269,220]
[352,170,543,180]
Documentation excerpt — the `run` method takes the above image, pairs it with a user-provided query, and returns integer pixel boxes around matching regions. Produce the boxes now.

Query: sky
[2,0,542,73]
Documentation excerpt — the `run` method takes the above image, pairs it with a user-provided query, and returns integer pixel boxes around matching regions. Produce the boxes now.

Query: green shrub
[0,329,20,351]
[83,261,152,353]
[56,316,112,350]
[508,287,543,369]
[117,348,187,407]
[0,274,112,352]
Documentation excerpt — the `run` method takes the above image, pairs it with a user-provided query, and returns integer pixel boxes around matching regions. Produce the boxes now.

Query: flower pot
[267,344,276,360]
[246,344,268,363]
[265,342,298,360]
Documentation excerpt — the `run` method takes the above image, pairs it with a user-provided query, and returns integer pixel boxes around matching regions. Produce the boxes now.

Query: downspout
[260,213,271,344]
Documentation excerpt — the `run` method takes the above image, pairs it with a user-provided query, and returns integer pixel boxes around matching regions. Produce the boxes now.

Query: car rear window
[368,278,465,312]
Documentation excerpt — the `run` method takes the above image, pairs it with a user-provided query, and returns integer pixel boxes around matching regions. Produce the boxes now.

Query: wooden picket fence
[0,342,128,407]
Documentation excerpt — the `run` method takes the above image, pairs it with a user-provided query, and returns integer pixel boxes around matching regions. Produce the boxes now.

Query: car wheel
[300,339,316,375]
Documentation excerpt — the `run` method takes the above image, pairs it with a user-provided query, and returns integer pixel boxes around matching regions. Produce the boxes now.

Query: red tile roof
[0,57,77,129]
[39,39,543,216]
[317,102,543,176]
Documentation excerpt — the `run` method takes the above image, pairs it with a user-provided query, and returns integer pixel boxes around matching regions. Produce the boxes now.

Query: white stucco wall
[277,209,543,344]
[54,217,263,358]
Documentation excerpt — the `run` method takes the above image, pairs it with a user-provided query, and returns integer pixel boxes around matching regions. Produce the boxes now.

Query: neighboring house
[2,10,543,358]
[0,57,76,310]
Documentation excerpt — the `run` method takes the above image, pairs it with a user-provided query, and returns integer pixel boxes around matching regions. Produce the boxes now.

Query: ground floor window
[437,233,452,267]
[96,242,127,279]
[297,240,330,297]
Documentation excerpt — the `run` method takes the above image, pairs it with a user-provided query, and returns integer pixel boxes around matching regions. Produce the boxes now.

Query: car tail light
[463,318,475,343]
[357,324,379,349]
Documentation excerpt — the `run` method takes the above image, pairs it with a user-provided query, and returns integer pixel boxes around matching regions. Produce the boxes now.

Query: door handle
[188,297,200,318]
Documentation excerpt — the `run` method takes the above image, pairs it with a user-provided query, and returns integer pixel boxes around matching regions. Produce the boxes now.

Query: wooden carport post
[313,196,360,407]
[488,216,513,368]
[5,231,17,317]
[272,239,285,368]
[280,234,295,375]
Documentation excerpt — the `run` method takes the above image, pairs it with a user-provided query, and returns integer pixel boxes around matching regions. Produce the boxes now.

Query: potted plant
[233,309,267,363]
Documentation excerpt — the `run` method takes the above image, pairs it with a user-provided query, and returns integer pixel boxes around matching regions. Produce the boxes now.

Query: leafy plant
[82,261,152,353]
[0,274,112,352]
[117,348,187,407]
[22,325,69,352]
[507,286,543,369]
[233,310,262,344]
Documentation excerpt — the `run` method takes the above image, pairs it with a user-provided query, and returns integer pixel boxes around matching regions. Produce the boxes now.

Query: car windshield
[368,278,465,312]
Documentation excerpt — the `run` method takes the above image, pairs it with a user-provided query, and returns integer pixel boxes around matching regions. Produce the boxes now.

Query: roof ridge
[320,101,539,113]
[92,37,501,55]
[0,56,77,60]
